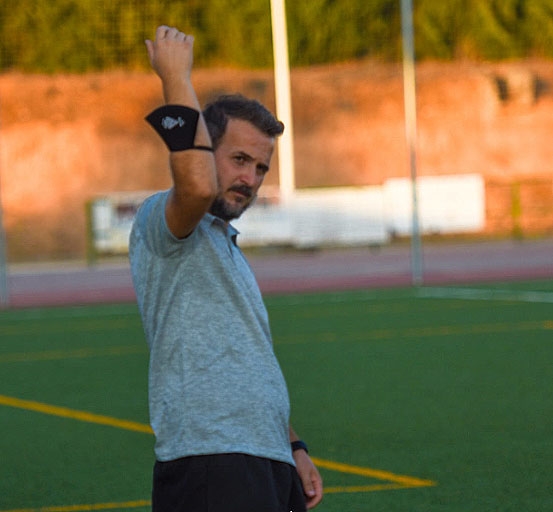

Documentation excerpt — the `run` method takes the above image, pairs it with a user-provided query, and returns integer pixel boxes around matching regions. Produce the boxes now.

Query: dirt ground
[1,59,553,261]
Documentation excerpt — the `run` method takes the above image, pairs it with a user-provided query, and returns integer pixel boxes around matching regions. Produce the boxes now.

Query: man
[129,26,323,511]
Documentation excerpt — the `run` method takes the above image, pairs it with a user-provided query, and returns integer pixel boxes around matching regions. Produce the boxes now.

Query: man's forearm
[146,26,217,238]
[289,425,300,443]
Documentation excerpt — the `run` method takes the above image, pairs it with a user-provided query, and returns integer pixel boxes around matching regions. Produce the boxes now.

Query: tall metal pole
[400,0,423,285]
[0,135,9,307]
[270,0,296,201]
[0,200,8,308]
[0,90,9,306]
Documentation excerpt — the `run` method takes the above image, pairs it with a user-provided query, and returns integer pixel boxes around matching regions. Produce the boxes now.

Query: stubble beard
[209,187,256,222]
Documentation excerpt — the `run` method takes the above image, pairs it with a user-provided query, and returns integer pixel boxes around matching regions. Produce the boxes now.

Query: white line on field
[416,287,553,304]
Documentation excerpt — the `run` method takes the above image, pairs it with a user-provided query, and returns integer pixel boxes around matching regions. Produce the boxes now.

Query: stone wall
[1,60,553,261]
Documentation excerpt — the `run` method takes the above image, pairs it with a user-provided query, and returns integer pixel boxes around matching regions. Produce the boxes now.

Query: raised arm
[145,26,217,238]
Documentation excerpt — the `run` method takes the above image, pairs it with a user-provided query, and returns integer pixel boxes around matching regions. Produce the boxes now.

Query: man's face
[210,118,274,222]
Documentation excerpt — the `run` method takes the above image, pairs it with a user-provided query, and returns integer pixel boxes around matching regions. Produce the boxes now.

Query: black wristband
[145,105,213,152]
[291,440,308,454]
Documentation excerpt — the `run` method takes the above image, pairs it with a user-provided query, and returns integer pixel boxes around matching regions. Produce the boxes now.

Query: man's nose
[238,164,258,187]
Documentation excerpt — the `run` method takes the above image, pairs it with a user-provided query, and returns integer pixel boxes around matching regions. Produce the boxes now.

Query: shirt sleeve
[133,190,198,259]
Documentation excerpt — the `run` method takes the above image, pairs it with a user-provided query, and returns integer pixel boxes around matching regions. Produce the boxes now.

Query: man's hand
[293,449,323,509]
[145,26,195,103]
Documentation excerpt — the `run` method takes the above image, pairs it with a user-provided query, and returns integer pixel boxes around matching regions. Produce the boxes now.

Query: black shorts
[152,453,307,512]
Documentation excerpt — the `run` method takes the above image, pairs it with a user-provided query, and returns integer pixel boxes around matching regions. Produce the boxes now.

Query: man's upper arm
[132,191,192,257]
[164,130,217,239]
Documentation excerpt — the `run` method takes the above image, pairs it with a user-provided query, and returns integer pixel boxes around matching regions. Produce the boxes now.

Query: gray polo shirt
[129,190,293,465]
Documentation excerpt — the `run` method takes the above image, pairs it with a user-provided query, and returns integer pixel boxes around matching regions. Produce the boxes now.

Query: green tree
[523,0,553,57]
[414,0,467,59]
[198,0,272,67]
[2,0,553,72]
[462,0,525,59]
[287,0,400,65]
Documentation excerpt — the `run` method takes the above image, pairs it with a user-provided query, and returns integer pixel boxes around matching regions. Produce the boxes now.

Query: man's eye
[234,156,246,164]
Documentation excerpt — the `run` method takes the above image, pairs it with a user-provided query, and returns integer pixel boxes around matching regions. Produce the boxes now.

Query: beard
[209,185,256,222]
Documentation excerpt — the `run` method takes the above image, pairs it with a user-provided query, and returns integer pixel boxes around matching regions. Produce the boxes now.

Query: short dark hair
[203,94,284,149]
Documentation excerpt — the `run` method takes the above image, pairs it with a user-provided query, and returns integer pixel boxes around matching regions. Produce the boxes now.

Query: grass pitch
[1,280,553,511]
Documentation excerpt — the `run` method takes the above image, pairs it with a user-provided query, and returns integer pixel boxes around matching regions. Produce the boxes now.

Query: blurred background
[1,0,553,288]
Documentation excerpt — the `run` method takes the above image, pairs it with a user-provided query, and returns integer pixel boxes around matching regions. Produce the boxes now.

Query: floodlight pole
[270,0,296,201]
[0,93,9,307]
[0,202,8,308]
[0,147,8,307]
[400,0,423,286]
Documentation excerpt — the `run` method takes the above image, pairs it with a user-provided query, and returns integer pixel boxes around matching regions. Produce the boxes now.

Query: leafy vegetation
[1,0,553,72]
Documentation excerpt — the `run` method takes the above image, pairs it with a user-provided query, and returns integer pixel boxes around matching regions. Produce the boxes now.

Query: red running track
[5,239,553,308]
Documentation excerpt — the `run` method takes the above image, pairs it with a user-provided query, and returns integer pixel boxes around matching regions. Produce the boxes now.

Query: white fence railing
[87,174,485,259]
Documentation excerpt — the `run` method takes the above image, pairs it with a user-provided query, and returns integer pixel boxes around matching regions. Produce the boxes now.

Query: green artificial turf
[1,281,553,511]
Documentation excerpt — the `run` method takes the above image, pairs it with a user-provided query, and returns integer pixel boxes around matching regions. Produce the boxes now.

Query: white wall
[89,174,486,254]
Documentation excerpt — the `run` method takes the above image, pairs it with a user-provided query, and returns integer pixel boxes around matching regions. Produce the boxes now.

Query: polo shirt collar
[204,212,240,246]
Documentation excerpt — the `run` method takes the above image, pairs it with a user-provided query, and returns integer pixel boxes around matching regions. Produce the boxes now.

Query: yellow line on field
[0,317,139,338]
[0,394,152,434]
[0,345,146,364]
[1,499,150,512]
[325,483,414,493]
[275,319,553,345]
[1,393,436,499]
[311,456,436,488]
[1,484,431,512]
